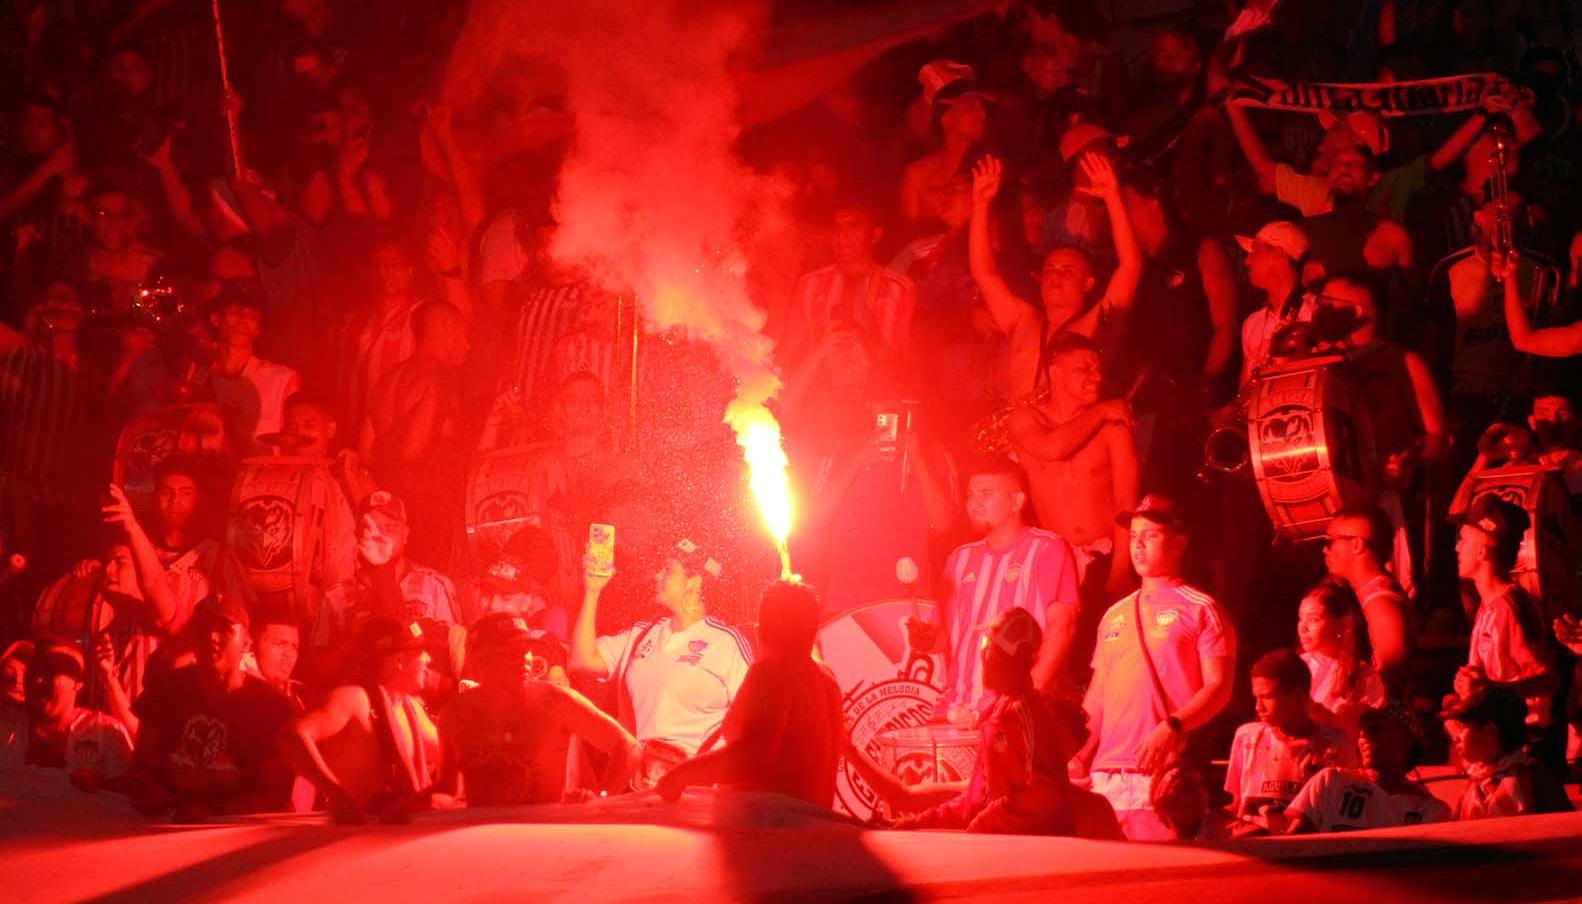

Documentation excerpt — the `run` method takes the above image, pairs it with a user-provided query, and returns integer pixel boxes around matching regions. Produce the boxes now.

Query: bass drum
[1248,356,1375,540]
[228,457,336,619]
[815,598,945,821]
[1466,466,1578,620]
[464,442,553,565]
[112,403,229,514]
[874,725,979,791]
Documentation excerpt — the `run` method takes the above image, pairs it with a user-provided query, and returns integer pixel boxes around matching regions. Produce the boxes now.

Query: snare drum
[229,457,336,617]
[1248,356,1375,539]
[815,598,946,820]
[1466,466,1578,620]
[874,724,979,788]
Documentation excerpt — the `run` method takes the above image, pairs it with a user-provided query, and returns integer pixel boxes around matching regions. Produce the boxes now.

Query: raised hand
[971,155,1003,206]
[1075,152,1120,200]
[101,484,139,532]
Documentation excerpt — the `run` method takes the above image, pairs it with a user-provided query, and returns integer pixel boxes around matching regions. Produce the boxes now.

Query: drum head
[815,598,945,821]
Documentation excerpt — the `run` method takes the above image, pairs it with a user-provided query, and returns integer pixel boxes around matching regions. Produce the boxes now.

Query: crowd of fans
[2,0,1582,843]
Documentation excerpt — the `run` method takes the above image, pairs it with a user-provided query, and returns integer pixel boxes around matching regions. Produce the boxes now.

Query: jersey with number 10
[1287,767,1450,832]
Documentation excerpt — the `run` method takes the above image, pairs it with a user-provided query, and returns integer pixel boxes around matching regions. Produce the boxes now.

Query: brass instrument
[1487,119,1515,281]
[972,388,1049,455]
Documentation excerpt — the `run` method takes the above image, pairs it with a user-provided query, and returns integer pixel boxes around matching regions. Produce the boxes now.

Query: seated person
[1224,650,1351,835]
[859,608,1122,837]
[129,597,296,821]
[656,581,843,807]
[1277,707,1450,833]
[1443,686,1572,819]
[246,608,305,712]
[443,612,640,806]
[281,616,452,823]
[1152,763,1234,842]
[2,641,33,726]
[0,640,133,791]
[1296,579,1386,729]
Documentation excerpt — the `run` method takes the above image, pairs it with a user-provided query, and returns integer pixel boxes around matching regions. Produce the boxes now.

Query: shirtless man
[442,612,640,806]
[281,616,453,822]
[901,61,991,226]
[969,152,1141,399]
[1008,333,1138,596]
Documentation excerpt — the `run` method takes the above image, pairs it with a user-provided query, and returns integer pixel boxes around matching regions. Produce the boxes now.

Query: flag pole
[210,0,244,178]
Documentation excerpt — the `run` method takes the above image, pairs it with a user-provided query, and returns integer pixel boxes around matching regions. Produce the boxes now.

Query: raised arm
[1500,253,1582,357]
[968,155,1041,338]
[1083,154,1143,325]
[1225,99,1277,195]
[101,485,184,633]
[570,559,614,679]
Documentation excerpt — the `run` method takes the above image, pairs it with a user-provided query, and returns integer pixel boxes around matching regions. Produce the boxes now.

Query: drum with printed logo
[815,598,947,820]
[1248,356,1375,540]
[1466,466,1578,619]
[464,442,553,564]
[112,403,229,514]
[228,457,335,613]
[874,725,979,789]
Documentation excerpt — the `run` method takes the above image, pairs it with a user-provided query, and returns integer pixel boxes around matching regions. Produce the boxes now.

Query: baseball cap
[358,490,408,525]
[1058,122,1121,164]
[469,611,535,652]
[1,639,35,666]
[1456,493,1530,559]
[1115,493,1188,532]
[1317,109,1388,157]
[919,60,993,108]
[357,615,428,658]
[192,594,251,634]
[985,607,1042,665]
[1235,221,1309,261]
[29,643,86,682]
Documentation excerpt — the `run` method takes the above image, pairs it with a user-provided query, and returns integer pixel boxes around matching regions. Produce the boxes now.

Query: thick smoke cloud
[547,0,795,562]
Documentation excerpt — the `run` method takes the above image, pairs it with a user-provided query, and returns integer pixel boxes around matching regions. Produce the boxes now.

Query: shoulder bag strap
[1132,593,1173,722]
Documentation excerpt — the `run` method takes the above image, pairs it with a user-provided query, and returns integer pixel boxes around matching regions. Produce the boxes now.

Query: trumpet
[972,388,1049,455]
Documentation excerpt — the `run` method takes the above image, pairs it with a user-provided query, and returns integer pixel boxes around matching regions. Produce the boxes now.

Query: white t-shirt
[1239,295,1315,386]
[212,356,299,448]
[477,210,528,286]
[0,708,134,780]
[1288,767,1450,832]
[1302,651,1386,715]
[1224,721,1352,829]
[596,616,752,755]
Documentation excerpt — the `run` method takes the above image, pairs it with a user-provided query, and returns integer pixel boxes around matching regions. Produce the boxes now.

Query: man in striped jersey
[907,457,1080,723]
[1076,494,1235,840]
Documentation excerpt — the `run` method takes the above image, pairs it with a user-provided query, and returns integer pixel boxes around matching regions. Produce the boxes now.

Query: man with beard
[1294,146,1414,285]
[906,457,1080,721]
[130,596,296,820]
[281,616,452,822]
[1009,333,1137,601]
[444,612,640,806]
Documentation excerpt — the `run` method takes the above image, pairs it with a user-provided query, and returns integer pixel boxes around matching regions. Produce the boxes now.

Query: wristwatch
[1164,715,1184,735]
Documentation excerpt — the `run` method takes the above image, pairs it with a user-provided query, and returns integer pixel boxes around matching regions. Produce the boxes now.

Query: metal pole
[211,0,245,179]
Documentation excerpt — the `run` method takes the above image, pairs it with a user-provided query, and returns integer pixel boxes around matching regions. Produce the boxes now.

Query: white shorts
[1090,768,1154,814]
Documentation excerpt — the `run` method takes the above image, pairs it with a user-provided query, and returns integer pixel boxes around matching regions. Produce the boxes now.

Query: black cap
[1115,494,1187,532]
[469,612,535,651]
[192,594,251,634]
[357,615,428,658]
[1456,494,1530,558]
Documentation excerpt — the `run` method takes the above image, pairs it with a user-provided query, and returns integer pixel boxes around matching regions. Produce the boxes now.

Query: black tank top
[1305,201,1381,280]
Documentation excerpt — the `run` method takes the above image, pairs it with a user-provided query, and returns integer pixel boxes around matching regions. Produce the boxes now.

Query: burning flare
[727,399,794,579]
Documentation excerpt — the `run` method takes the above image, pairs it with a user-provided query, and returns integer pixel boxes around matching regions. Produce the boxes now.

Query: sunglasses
[1324,534,1367,548]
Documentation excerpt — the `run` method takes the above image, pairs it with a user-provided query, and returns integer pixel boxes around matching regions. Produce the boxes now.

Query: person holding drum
[570,536,752,761]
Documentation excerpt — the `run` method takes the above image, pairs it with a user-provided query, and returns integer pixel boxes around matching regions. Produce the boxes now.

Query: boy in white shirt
[1279,707,1450,833]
